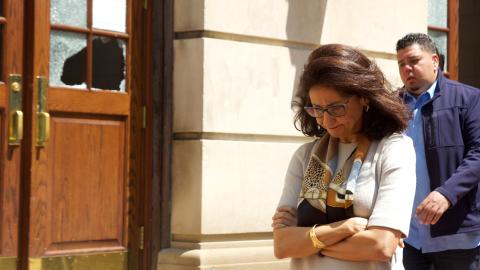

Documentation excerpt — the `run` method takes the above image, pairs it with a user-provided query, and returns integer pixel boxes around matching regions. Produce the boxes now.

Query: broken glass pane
[51,0,87,27]
[92,36,126,91]
[50,30,87,88]
[93,0,126,33]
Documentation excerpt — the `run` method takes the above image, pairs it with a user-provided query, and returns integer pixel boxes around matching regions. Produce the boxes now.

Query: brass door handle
[37,112,50,147]
[9,110,23,144]
[36,76,50,147]
[8,74,23,146]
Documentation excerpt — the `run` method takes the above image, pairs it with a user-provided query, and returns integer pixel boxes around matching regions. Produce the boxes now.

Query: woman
[272,44,415,270]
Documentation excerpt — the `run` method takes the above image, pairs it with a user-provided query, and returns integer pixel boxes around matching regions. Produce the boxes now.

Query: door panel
[47,89,130,115]
[26,0,133,268]
[0,0,23,268]
[45,115,127,254]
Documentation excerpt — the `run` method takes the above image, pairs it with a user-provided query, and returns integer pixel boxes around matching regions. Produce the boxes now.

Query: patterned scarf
[299,134,370,220]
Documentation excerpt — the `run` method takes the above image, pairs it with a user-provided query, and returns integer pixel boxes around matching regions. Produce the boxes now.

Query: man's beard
[406,81,420,92]
[408,86,420,91]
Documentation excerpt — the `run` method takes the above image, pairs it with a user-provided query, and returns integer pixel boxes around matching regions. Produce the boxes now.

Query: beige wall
[159,1,427,269]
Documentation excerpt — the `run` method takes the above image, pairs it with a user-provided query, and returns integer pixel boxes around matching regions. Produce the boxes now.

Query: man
[396,33,480,270]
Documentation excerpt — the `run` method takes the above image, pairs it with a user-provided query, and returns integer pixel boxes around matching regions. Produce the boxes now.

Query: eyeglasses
[304,98,351,118]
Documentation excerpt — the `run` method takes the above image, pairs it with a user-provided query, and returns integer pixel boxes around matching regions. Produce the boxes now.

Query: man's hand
[271,206,297,230]
[416,191,451,225]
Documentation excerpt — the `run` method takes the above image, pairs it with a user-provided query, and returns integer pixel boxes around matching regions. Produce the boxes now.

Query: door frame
[144,0,174,269]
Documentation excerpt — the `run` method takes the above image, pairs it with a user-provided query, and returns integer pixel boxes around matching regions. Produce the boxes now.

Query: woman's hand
[342,217,368,234]
[271,205,297,230]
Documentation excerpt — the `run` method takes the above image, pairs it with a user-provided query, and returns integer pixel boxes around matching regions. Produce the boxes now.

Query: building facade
[158,1,425,269]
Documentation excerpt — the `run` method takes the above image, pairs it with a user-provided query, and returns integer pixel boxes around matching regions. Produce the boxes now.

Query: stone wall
[158,1,426,269]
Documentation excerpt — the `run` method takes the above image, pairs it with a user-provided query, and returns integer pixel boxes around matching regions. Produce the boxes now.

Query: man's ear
[432,53,440,69]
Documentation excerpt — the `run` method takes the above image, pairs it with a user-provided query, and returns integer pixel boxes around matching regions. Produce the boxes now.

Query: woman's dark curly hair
[293,44,411,140]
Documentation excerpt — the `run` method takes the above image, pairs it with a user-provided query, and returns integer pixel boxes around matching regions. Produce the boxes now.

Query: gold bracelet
[309,224,326,250]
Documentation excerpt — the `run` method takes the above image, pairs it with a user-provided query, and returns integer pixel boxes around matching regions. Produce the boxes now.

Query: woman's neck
[339,134,360,144]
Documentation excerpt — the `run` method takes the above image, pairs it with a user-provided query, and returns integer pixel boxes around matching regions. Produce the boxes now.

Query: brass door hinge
[139,226,145,250]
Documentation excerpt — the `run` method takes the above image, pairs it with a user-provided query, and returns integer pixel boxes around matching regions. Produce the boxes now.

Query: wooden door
[20,0,141,269]
[0,0,24,269]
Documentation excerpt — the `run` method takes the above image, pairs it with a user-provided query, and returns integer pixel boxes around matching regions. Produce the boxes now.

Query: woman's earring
[365,105,370,112]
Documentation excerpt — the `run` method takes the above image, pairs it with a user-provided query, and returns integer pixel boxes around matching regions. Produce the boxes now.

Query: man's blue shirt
[404,81,480,252]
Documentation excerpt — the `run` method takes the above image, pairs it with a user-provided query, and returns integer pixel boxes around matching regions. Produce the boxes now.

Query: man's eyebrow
[398,55,420,64]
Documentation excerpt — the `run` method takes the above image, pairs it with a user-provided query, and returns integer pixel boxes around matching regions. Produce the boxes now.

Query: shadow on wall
[286,0,328,108]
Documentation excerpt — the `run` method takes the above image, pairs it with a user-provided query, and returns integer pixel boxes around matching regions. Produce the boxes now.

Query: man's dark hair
[396,33,437,54]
